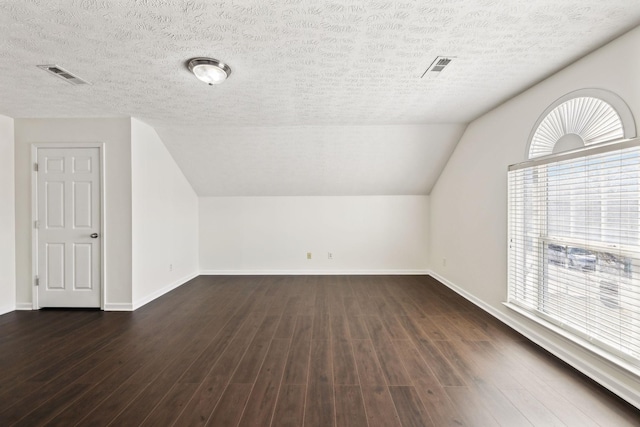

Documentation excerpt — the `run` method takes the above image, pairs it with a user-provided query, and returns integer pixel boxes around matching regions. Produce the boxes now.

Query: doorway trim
[31,142,106,309]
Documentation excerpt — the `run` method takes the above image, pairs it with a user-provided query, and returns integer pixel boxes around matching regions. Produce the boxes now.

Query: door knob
[90,233,99,238]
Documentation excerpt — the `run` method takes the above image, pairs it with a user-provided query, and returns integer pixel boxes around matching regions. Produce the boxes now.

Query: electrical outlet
[442,258,447,267]
[328,252,333,260]
[169,264,173,271]
[307,252,312,260]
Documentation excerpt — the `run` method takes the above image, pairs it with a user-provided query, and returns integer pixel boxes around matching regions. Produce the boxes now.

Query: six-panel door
[37,147,101,307]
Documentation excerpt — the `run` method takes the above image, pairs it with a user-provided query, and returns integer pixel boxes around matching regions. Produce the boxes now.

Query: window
[508,91,640,370]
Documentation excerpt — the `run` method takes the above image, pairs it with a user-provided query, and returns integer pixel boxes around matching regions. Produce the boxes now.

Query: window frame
[507,137,640,375]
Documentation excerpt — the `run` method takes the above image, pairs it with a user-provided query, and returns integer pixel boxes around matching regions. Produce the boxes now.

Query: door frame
[31,142,106,309]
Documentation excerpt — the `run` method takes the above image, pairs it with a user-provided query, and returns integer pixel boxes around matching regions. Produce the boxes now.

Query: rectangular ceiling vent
[421,56,455,78]
[37,64,90,85]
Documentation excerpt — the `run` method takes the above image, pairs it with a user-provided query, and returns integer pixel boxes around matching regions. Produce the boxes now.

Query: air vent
[37,64,90,85]
[421,56,455,78]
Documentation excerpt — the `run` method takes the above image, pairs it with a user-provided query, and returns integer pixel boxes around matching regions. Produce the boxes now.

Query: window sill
[503,302,640,381]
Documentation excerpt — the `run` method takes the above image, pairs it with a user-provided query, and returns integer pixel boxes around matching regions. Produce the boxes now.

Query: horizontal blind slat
[508,142,640,365]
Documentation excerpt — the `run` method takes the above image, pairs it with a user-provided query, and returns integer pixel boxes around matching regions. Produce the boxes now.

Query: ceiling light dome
[188,57,231,85]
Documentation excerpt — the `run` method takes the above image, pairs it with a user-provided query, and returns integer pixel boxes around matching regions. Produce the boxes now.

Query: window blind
[508,140,640,365]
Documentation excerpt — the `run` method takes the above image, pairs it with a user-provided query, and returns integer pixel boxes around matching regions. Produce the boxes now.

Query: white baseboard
[11,272,199,313]
[427,270,640,410]
[15,301,134,312]
[132,271,199,310]
[199,269,430,276]
[0,304,16,315]
[103,302,134,311]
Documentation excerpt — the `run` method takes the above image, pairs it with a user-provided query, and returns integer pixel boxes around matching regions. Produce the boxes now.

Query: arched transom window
[527,89,636,159]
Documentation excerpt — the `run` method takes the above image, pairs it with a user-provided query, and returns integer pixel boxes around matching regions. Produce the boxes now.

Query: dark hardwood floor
[0,275,638,426]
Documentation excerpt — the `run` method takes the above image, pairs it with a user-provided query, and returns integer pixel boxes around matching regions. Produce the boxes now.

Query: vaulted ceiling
[1,1,639,195]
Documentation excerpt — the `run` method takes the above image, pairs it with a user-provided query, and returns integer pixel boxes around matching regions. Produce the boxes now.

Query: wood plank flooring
[0,275,638,426]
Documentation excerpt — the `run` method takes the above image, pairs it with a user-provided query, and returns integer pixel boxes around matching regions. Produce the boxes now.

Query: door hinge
[35,276,39,286]
[34,162,39,172]
[34,220,39,229]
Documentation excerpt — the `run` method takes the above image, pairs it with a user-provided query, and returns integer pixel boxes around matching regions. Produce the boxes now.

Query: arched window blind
[508,92,639,370]
[528,97,624,158]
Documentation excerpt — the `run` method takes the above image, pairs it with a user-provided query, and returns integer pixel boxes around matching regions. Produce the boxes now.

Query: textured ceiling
[1,1,639,195]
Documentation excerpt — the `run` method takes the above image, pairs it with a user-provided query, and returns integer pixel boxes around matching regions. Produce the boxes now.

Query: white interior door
[37,147,101,308]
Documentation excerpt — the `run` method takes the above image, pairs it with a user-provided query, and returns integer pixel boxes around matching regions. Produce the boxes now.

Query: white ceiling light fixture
[187,57,231,85]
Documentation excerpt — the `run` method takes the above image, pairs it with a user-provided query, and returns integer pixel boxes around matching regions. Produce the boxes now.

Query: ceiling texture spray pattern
[1,0,639,195]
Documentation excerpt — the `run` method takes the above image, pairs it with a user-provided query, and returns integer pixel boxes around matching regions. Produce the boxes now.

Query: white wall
[131,119,199,308]
[200,196,428,273]
[429,26,640,407]
[0,115,15,315]
[14,118,133,308]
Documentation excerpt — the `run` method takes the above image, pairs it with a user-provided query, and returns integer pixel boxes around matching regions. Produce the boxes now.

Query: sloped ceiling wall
[159,124,467,196]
